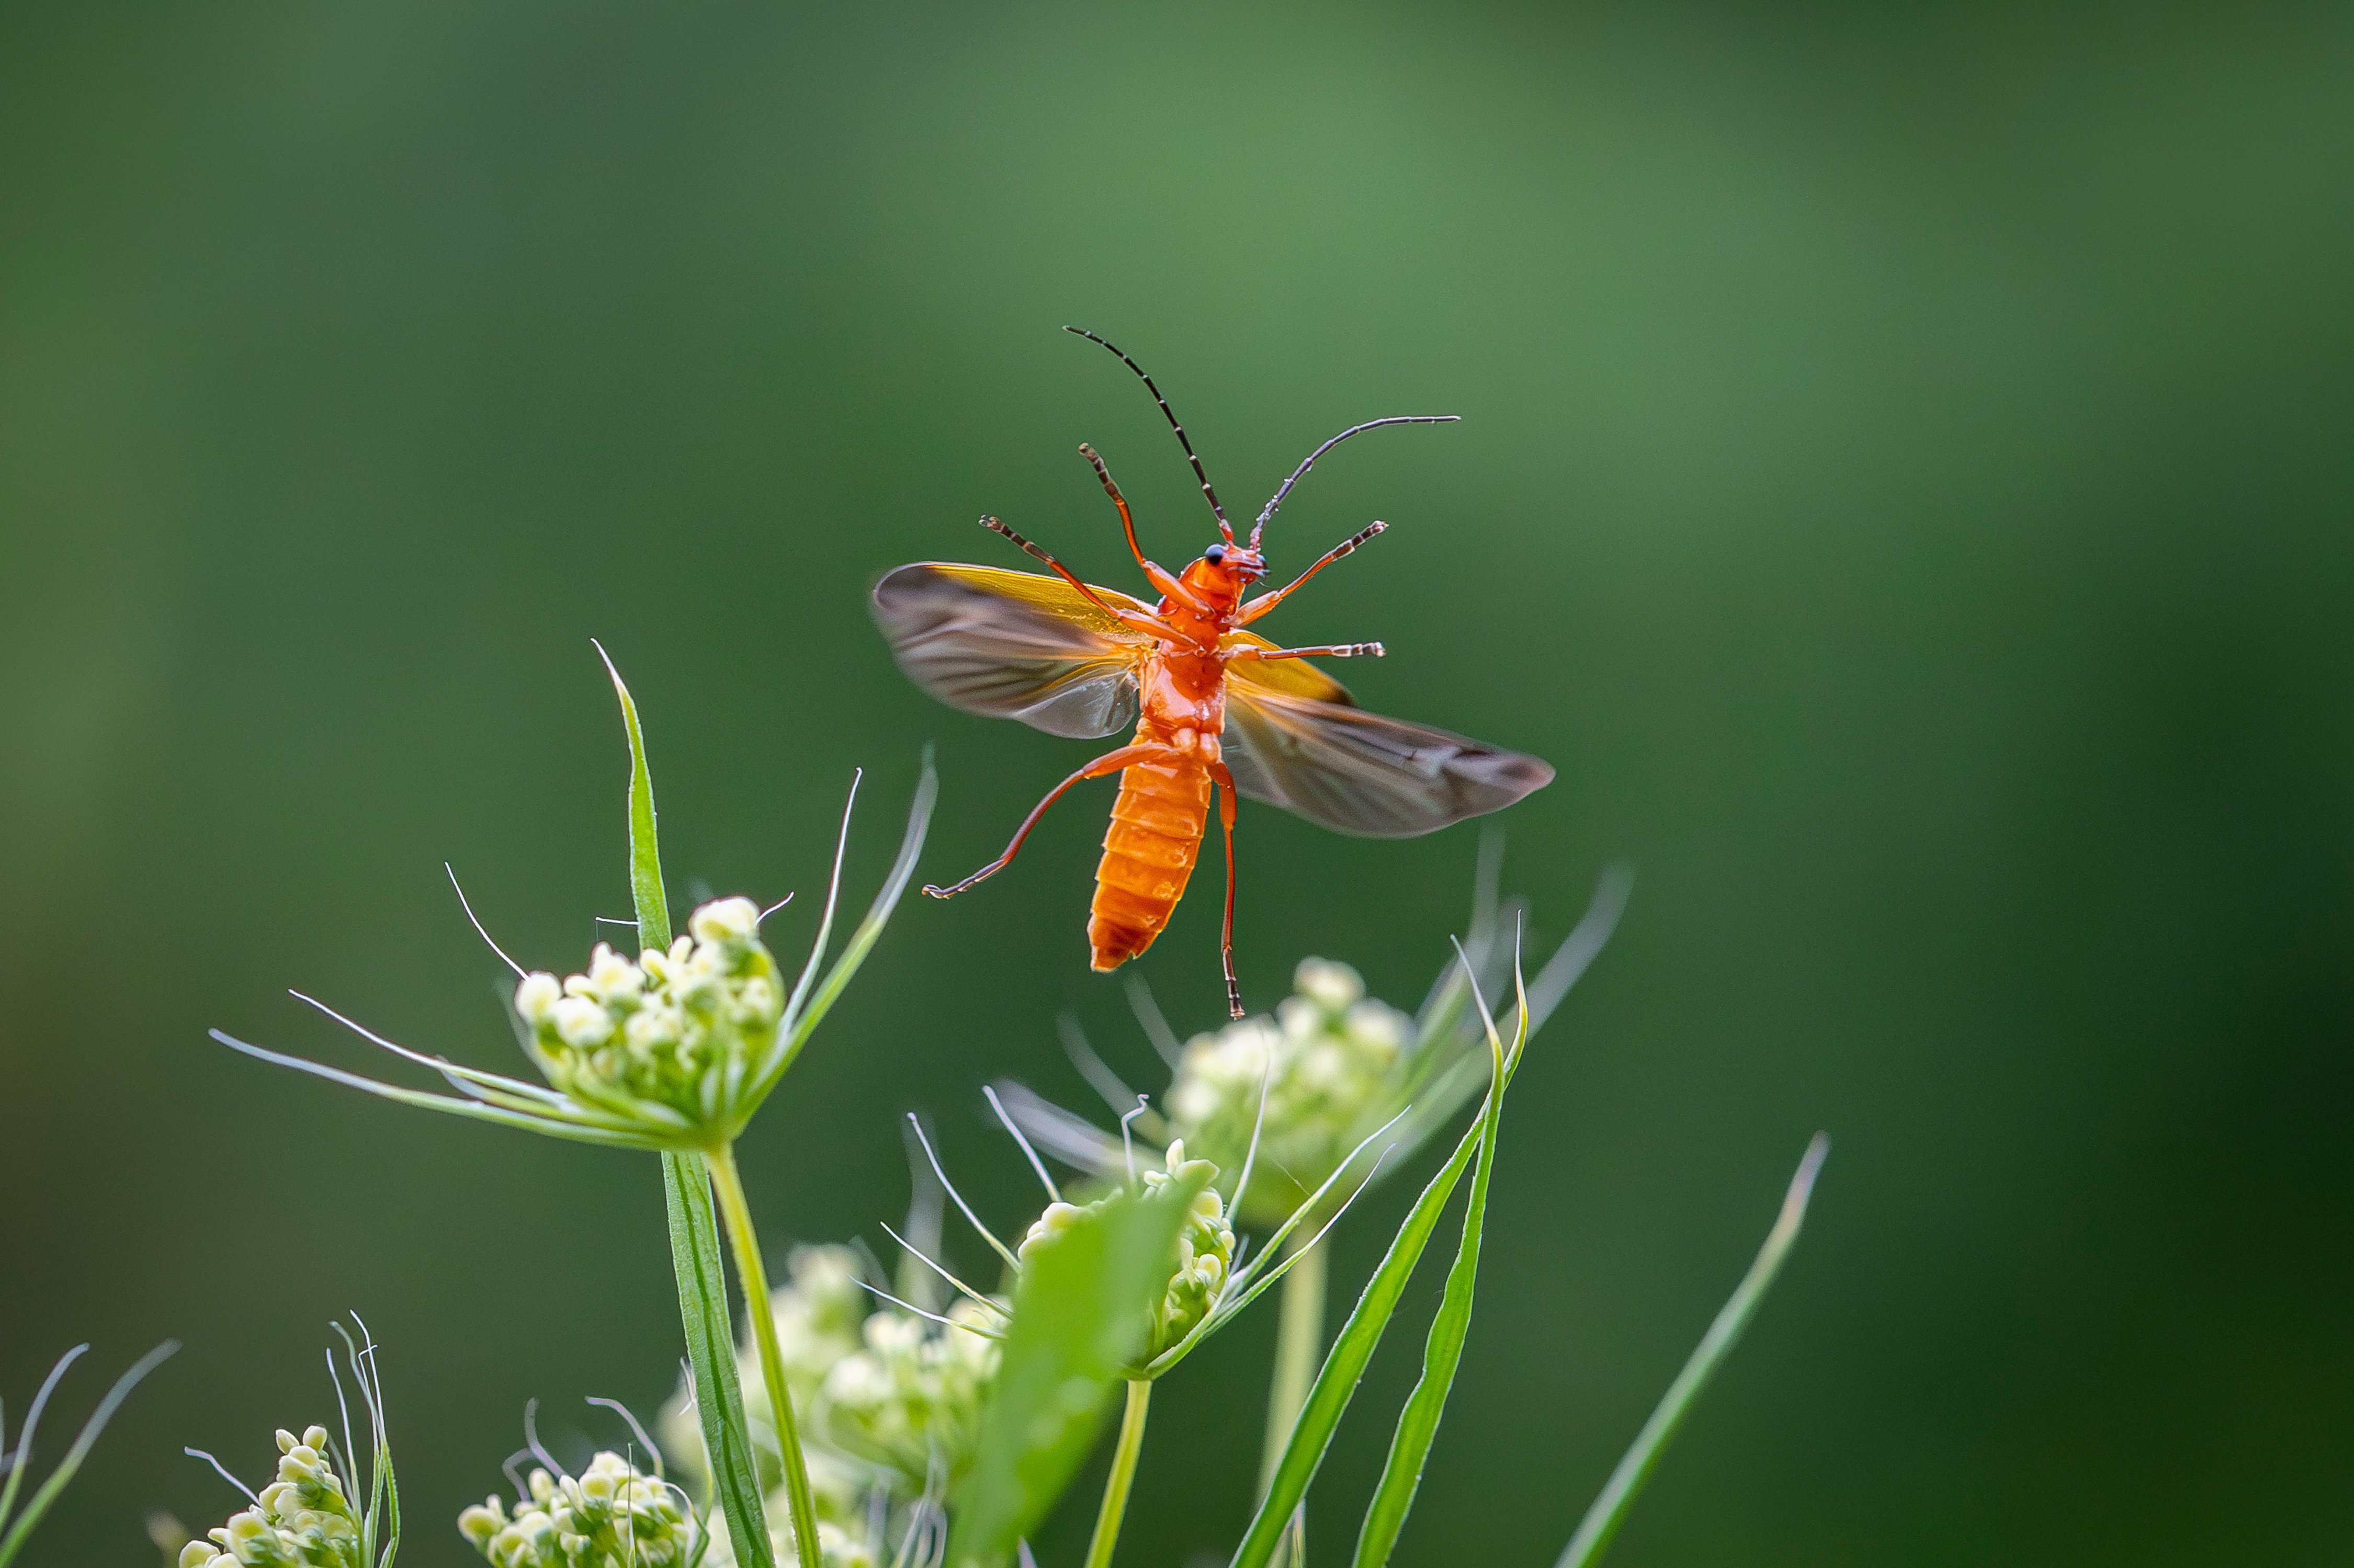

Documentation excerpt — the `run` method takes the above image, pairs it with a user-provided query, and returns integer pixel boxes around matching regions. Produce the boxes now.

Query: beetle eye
[1204,544,1226,563]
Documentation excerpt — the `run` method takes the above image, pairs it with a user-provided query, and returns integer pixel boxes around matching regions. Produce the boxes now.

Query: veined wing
[1223,654,1553,838]
[873,563,1153,738]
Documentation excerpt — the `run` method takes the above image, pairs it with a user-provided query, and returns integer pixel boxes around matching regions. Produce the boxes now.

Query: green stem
[1260,1241,1328,1495]
[1259,1239,1326,1568]
[707,1142,825,1568]
[1084,1380,1153,1568]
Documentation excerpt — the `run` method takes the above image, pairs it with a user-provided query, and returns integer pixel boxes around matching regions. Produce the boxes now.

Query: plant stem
[1258,1239,1327,1568]
[1260,1240,1328,1495]
[706,1141,825,1568]
[1084,1380,1153,1568]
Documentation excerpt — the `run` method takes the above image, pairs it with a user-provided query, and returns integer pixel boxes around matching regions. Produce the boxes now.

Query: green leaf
[1350,966,1523,1567]
[1232,956,1538,1568]
[0,1341,178,1568]
[596,638,671,951]
[949,1176,1204,1568]
[665,1152,776,1568]
[1553,1133,1830,1568]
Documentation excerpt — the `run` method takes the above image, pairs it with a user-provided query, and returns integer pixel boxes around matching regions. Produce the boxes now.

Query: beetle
[873,327,1552,1015]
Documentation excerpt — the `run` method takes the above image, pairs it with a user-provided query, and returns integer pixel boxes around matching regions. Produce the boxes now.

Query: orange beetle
[874,328,1552,1016]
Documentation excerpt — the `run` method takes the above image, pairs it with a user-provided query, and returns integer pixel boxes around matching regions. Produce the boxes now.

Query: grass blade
[596,638,672,951]
[1231,948,1545,1568]
[665,1154,776,1568]
[1231,1096,1481,1567]
[1554,1133,1830,1568]
[949,1176,1204,1568]
[0,1341,178,1568]
[1350,964,1524,1567]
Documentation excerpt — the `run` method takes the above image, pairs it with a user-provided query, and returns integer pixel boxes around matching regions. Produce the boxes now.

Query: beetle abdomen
[1090,753,1210,970]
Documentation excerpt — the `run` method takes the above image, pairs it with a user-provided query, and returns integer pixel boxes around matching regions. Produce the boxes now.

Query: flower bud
[689,895,760,947]
[550,995,615,1049]
[1018,1201,1084,1259]
[513,972,561,1026]
[1295,957,1364,1012]
[458,1502,503,1547]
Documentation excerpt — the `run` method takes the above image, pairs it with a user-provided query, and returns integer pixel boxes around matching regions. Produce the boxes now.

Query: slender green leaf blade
[0,1340,177,1568]
[949,1177,1203,1568]
[763,755,936,1092]
[1234,946,1553,1568]
[665,1153,775,1568]
[596,638,671,951]
[1351,995,1520,1567]
[1554,1133,1830,1568]
[1230,1115,1481,1568]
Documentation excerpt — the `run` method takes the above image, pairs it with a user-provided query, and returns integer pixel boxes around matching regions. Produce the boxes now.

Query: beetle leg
[1210,761,1242,1018]
[980,516,1184,639]
[1238,520,1387,623]
[923,743,1160,899]
[1079,445,1217,614]
[1227,641,1385,661]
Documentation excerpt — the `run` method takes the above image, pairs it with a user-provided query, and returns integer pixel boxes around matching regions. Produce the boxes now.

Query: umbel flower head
[508,897,785,1141]
[180,1319,396,1568]
[179,1427,361,1568]
[458,1453,704,1568]
[1002,852,1633,1228]
[657,1243,1002,1534]
[1018,1140,1236,1362]
[210,765,934,1155]
[906,1107,1352,1385]
[1163,961,1410,1223]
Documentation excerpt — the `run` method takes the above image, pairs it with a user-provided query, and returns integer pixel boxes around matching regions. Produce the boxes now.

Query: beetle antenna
[1251,415,1460,549]
[1063,326,1234,543]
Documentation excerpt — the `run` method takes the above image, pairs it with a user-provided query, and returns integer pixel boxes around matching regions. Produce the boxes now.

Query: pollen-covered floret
[456,1452,701,1568]
[512,896,784,1137]
[1164,957,1410,1223]
[178,1426,362,1568]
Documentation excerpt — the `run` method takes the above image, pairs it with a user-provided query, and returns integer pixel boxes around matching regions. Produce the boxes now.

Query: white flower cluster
[658,1245,1003,1524]
[178,1427,360,1568]
[1165,958,1410,1223]
[512,897,783,1133]
[457,1453,700,1568]
[820,1297,999,1483]
[1020,1142,1235,1361]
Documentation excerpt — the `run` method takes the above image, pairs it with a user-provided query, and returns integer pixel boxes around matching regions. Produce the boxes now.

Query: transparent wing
[873,563,1151,738]
[1222,659,1554,838]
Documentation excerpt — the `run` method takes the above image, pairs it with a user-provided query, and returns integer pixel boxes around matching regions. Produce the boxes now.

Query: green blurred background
[5,3,2351,1562]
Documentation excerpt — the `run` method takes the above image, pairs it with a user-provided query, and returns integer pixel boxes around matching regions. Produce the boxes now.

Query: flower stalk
[1081,1380,1151,1568]
[1258,1243,1326,1499]
[706,1141,825,1568]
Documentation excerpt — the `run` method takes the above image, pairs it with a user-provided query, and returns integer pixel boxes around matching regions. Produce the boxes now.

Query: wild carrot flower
[655,1242,999,1564]
[1017,1141,1235,1361]
[178,1321,395,1568]
[179,1428,363,1568]
[458,1453,704,1568]
[1004,857,1633,1228]
[504,896,788,1144]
